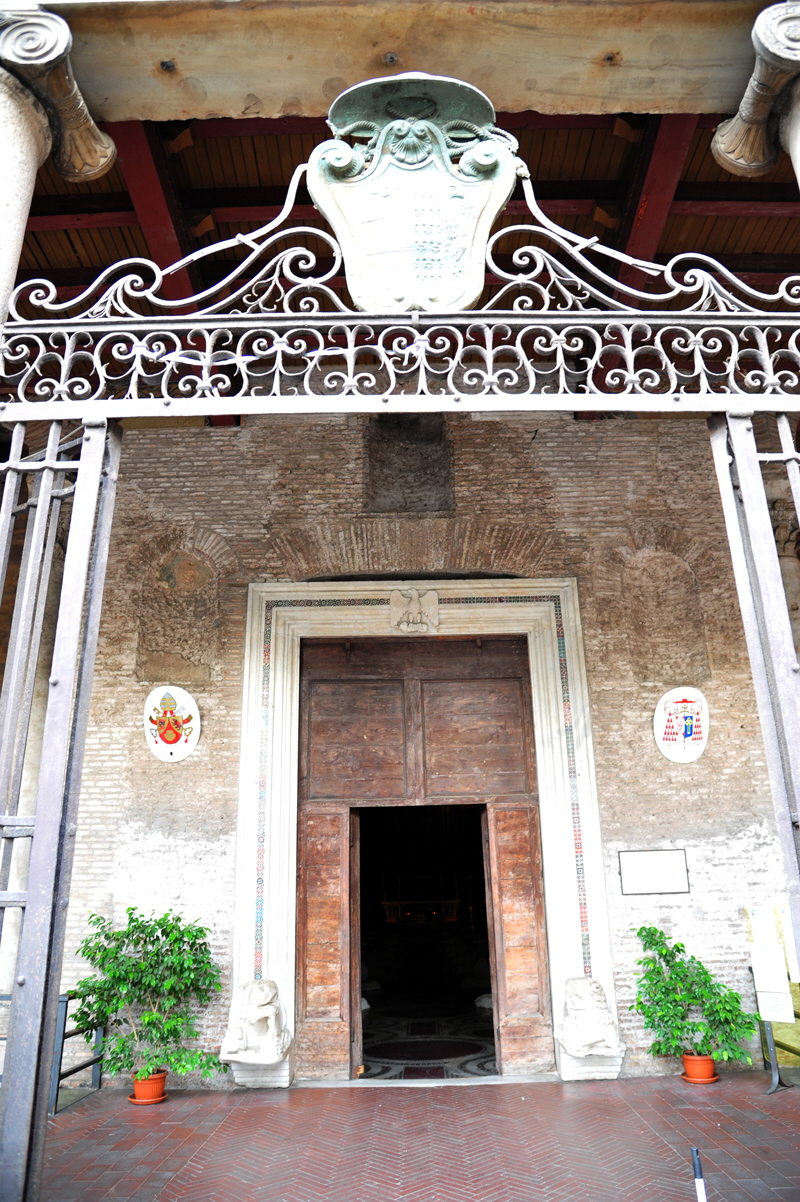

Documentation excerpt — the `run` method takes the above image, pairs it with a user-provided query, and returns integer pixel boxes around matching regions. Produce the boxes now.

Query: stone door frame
[233,578,614,1083]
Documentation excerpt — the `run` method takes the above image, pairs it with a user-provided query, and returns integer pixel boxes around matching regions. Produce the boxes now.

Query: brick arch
[264,517,557,580]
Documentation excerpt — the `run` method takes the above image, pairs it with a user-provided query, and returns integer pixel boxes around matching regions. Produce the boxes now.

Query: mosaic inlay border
[253,593,590,978]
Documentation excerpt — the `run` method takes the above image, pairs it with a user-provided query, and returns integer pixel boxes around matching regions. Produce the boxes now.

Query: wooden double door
[295,636,553,1078]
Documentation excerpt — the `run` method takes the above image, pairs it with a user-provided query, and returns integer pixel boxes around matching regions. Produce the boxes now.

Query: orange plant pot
[681,1053,718,1084]
[129,1070,168,1105]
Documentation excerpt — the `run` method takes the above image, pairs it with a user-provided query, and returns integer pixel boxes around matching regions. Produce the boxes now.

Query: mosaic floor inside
[39,1072,800,1201]
[362,1005,497,1078]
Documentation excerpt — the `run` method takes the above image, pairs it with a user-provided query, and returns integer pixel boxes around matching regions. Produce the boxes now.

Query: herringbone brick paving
[40,1074,800,1202]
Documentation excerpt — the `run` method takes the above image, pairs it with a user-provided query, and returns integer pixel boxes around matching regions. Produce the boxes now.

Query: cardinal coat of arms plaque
[653,687,709,764]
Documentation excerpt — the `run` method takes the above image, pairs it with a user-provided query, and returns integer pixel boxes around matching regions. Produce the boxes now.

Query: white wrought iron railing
[4,172,800,415]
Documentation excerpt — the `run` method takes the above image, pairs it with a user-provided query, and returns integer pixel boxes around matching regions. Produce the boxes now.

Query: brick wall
[61,412,782,1082]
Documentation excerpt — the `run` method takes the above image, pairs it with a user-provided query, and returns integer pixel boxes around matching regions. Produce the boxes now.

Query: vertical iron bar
[775,415,800,519]
[0,425,27,607]
[90,1024,103,1091]
[708,415,800,962]
[0,424,62,811]
[0,422,108,1202]
[47,995,67,1116]
[0,430,64,948]
[7,481,63,817]
[25,422,122,1200]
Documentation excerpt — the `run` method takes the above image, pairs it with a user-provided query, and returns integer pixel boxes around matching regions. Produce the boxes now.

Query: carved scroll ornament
[712,3,800,177]
[0,7,115,181]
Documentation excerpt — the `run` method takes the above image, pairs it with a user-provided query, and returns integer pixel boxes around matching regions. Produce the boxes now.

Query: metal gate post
[708,413,800,963]
[0,420,122,1202]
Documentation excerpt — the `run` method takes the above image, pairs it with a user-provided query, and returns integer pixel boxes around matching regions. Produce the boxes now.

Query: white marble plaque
[653,687,709,763]
[619,848,689,895]
[143,686,201,762]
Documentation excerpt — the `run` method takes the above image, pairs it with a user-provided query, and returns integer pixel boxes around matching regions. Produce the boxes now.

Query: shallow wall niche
[621,548,710,683]
[365,414,454,513]
[135,527,237,685]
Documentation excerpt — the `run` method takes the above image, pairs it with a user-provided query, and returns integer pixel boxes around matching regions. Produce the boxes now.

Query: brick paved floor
[40,1073,800,1202]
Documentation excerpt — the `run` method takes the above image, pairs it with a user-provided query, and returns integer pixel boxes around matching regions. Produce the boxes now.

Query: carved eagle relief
[389,588,439,633]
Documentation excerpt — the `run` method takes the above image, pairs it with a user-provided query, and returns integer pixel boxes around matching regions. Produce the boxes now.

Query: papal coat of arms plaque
[307,72,523,312]
[143,686,201,762]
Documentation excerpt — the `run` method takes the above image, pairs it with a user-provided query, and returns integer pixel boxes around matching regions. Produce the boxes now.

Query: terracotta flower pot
[129,1070,168,1105]
[681,1052,718,1084]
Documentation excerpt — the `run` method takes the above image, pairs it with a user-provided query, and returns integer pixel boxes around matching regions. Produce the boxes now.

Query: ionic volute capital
[711,3,800,177]
[0,6,115,181]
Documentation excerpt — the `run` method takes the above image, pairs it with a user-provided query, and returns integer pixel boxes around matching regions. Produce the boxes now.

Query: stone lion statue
[220,979,292,1065]
[555,976,625,1058]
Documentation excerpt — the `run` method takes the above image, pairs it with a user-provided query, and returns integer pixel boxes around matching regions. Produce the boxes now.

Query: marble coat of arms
[307,72,524,312]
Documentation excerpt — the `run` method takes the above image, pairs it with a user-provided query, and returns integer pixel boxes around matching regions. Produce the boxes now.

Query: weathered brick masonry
[62,413,784,1081]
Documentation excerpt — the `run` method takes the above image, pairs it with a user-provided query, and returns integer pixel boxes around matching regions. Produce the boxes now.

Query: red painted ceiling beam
[616,113,699,287]
[108,121,196,300]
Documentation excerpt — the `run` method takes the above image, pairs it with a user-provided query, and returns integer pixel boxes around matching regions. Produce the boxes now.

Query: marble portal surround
[231,579,615,1084]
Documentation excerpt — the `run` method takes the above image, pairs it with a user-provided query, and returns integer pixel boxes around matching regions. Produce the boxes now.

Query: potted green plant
[631,924,757,1083]
[73,907,227,1104]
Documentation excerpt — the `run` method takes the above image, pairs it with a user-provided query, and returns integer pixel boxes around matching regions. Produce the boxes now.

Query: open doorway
[358,804,496,1079]
[295,634,554,1081]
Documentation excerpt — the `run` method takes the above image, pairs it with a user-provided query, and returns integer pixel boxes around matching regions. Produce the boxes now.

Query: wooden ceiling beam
[615,113,699,286]
[184,113,619,140]
[109,121,197,300]
[181,112,727,139]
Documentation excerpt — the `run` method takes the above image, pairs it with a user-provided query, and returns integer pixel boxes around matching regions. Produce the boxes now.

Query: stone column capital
[0,6,115,181]
[711,3,800,178]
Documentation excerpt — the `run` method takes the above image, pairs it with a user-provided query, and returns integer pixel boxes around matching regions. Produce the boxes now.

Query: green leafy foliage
[631,924,757,1064]
[72,907,228,1081]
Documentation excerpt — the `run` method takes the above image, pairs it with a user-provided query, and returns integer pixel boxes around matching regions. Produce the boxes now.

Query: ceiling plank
[27,212,139,233]
[669,201,800,218]
[109,121,197,300]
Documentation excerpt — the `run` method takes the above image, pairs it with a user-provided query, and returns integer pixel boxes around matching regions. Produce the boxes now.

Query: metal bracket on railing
[48,993,103,1115]
[761,1019,795,1094]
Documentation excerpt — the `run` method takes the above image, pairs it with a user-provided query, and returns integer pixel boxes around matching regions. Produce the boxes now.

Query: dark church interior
[359,805,498,1078]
